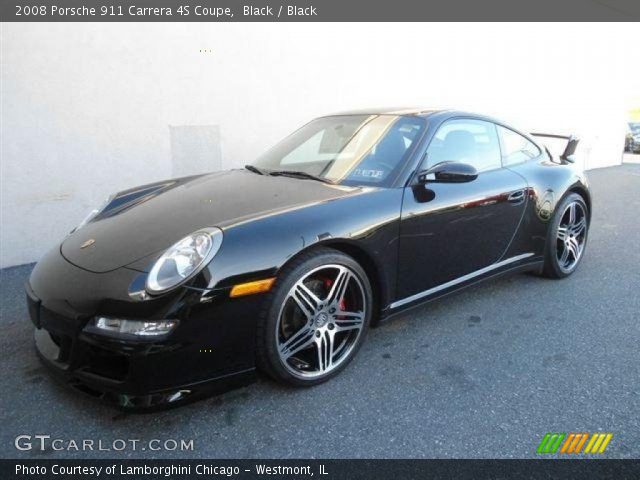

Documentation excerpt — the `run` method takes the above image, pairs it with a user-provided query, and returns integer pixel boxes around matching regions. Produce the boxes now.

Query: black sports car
[26,109,591,410]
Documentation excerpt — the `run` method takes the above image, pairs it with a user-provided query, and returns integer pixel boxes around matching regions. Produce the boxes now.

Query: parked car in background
[626,122,640,153]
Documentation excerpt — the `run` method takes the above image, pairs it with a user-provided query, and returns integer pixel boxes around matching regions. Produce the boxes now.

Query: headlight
[146,227,223,294]
[87,317,178,337]
[74,194,115,231]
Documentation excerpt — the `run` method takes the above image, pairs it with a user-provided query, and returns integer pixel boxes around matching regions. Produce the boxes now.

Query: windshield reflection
[253,114,426,187]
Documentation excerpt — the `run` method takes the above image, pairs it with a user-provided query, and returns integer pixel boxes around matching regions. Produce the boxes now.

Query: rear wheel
[256,248,372,386]
[541,193,589,278]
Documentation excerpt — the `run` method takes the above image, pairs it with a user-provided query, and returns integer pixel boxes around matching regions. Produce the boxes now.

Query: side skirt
[378,259,544,323]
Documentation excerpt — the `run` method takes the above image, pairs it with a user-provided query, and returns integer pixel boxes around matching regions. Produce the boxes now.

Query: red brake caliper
[323,277,347,312]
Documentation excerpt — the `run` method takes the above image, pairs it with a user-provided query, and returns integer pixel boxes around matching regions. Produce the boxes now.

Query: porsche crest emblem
[80,238,96,249]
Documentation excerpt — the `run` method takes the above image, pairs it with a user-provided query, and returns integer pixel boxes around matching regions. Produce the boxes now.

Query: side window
[426,119,501,173]
[497,125,541,165]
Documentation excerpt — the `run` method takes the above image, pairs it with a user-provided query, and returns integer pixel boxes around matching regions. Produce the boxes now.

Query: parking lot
[1,163,639,459]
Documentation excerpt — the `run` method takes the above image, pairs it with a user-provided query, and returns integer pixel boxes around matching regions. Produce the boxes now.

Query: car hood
[61,169,363,273]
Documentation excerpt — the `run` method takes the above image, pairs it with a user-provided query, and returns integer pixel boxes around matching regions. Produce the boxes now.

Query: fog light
[89,317,178,337]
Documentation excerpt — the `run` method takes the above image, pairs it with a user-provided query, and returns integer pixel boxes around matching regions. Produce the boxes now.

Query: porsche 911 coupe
[26,109,591,409]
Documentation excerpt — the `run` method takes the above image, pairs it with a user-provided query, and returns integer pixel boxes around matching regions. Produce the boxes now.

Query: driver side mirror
[416,161,478,184]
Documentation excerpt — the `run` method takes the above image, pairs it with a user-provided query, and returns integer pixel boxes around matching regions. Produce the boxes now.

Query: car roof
[319,108,542,148]
[322,108,502,122]
[324,107,447,117]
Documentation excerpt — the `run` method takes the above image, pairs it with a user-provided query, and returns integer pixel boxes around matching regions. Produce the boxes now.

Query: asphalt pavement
[1,164,639,459]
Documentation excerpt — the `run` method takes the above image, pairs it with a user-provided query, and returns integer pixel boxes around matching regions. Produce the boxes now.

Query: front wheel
[256,248,372,386]
[541,193,589,278]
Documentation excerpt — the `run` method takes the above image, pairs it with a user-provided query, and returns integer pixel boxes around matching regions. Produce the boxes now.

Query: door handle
[507,190,526,204]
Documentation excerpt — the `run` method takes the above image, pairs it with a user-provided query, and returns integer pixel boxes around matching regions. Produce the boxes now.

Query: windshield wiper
[268,170,335,184]
[245,164,267,175]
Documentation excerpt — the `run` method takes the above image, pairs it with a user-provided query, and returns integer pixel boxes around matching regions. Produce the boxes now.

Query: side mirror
[417,161,478,184]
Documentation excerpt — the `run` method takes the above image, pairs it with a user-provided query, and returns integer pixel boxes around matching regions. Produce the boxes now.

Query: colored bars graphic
[537,433,612,454]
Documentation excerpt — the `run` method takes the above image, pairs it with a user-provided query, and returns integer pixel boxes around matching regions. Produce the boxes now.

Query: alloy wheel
[556,201,587,272]
[276,264,366,378]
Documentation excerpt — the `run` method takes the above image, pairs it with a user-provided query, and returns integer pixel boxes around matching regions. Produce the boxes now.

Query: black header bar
[2,0,640,22]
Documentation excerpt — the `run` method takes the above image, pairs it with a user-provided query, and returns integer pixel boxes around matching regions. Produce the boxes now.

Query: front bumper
[33,327,255,410]
[26,247,263,411]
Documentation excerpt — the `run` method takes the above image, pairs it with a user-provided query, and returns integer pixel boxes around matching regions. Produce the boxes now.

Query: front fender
[204,188,404,307]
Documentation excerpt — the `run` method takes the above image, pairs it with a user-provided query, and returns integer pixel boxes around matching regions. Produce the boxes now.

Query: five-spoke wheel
[542,192,589,278]
[257,248,372,386]
[556,201,587,272]
[277,264,366,378]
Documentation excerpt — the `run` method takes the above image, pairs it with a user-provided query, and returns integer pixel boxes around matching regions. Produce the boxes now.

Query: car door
[395,118,528,302]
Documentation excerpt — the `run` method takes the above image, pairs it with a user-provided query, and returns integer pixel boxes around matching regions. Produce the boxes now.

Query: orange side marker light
[229,278,276,298]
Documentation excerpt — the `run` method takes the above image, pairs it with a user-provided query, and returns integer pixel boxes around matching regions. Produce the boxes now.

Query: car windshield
[630,123,640,134]
[252,115,426,186]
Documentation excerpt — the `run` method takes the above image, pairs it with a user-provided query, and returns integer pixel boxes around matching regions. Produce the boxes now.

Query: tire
[256,247,372,387]
[541,192,589,279]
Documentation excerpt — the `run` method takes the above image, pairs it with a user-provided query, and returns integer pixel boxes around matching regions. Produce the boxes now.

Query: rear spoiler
[530,133,579,164]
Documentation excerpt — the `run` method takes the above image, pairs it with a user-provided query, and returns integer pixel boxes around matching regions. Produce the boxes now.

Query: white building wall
[1,23,638,267]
